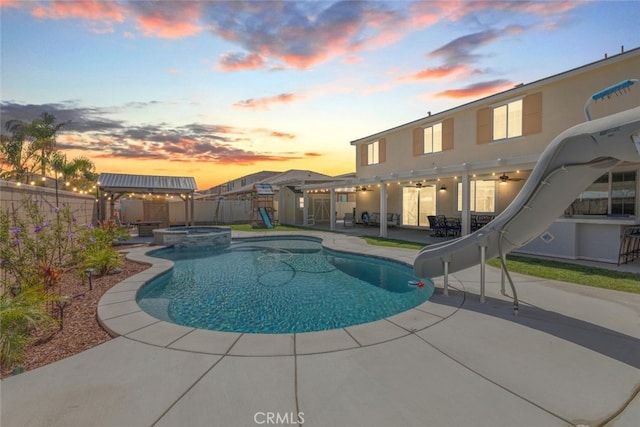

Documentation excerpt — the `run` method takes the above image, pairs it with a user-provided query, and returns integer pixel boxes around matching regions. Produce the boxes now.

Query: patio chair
[428,215,446,237]
[343,213,355,227]
[445,217,461,237]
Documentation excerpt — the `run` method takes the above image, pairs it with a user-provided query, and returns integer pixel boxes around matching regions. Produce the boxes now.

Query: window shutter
[360,144,368,166]
[442,118,454,151]
[477,108,491,144]
[378,138,386,163]
[413,128,423,156]
[523,92,542,135]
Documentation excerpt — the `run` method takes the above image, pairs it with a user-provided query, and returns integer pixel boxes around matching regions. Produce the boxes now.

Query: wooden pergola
[97,173,197,225]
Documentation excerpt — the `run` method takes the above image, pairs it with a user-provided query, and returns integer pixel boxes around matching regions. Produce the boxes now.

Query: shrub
[0,198,128,369]
[0,286,59,367]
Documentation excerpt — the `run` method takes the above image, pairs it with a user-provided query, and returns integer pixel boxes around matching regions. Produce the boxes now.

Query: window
[457,180,495,212]
[367,140,379,165]
[423,123,442,154]
[612,171,636,215]
[402,185,436,227]
[569,171,636,216]
[493,99,522,141]
[298,197,304,209]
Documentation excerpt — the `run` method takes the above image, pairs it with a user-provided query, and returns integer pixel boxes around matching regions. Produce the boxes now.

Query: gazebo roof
[98,173,197,194]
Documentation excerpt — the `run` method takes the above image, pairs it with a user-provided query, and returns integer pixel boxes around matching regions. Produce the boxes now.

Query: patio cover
[98,173,196,194]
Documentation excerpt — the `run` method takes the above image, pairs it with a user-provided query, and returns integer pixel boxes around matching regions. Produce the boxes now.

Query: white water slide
[414,81,640,287]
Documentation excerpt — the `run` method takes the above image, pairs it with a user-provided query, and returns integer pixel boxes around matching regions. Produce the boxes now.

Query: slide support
[480,245,487,303]
[442,260,449,297]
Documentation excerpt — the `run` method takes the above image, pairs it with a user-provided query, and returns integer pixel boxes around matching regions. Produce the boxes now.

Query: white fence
[118,198,253,226]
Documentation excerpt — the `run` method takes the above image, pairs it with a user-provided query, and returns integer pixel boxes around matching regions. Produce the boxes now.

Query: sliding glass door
[402,185,435,226]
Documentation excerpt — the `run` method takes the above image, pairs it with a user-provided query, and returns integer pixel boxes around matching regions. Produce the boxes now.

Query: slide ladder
[414,80,640,312]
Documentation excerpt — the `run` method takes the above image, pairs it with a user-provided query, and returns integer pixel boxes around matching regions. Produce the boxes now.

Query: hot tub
[152,226,231,249]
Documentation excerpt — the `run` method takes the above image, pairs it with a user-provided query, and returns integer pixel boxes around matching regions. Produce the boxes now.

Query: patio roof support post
[461,172,471,236]
[109,197,116,222]
[190,193,195,226]
[480,244,487,303]
[278,186,284,225]
[184,196,189,227]
[379,182,388,238]
[303,190,309,226]
[329,187,336,231]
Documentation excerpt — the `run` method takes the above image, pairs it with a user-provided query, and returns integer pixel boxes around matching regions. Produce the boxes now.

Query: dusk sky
[1,1,638,190]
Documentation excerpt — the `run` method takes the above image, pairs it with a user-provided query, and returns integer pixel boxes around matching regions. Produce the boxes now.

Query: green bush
[80,246,124,276]
[0,199,128,370]
[0,285,59,367]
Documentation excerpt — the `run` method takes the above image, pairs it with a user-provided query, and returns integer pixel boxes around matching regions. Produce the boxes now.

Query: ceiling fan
[405,182,433,189]
[491,172,524,183]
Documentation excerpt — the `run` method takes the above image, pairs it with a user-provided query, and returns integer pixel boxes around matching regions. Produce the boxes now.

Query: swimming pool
[137,237,433,333]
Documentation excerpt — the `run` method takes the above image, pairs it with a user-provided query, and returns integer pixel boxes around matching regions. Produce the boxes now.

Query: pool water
[137,238,433,333]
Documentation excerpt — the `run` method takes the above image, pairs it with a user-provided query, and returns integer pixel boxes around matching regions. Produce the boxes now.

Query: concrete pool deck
[2,230,639,426]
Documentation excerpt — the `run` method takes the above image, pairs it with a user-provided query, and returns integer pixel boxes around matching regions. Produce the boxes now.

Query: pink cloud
[31,0,125,22]
[435,79,514,99]
[135,4,202,39]
[268,131,296,140]
[400,65,475,81]
[0,0,21,8]
[233,93,300,110]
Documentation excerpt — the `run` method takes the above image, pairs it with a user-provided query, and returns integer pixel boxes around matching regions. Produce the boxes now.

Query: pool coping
[98,230,464,356]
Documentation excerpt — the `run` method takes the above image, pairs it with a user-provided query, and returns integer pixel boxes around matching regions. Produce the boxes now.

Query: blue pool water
[137,237,433,334]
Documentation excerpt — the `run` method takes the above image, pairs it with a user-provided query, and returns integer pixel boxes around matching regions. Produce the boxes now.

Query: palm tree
[1,113,66,183]
[1,123,37,183]
[50,153,98,192]
[29,112,65,178]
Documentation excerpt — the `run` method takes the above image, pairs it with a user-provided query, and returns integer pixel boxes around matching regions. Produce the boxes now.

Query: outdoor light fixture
[84,268,95,290]
[440,185,447,191]
[56,296,69,330]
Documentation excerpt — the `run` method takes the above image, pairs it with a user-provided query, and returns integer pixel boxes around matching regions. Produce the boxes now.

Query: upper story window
[414,118,453,156]
[477,93,540,145]
[423,123,442,154]
[492,99,522,141]
[368,140,380,165]
[360,138,386,166]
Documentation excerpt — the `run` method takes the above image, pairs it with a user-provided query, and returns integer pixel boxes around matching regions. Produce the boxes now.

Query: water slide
[258,207,274,228]
[414,82,640,280]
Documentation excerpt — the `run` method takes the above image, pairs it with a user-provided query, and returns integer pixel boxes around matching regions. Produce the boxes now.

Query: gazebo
[97,173,197,232]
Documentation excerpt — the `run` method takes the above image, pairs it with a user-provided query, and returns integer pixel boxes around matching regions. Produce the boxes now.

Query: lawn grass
[487,255,640,294]
[363,236,425,250]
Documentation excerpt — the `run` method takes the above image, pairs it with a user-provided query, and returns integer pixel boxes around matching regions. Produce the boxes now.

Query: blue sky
[1,0,639,189]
